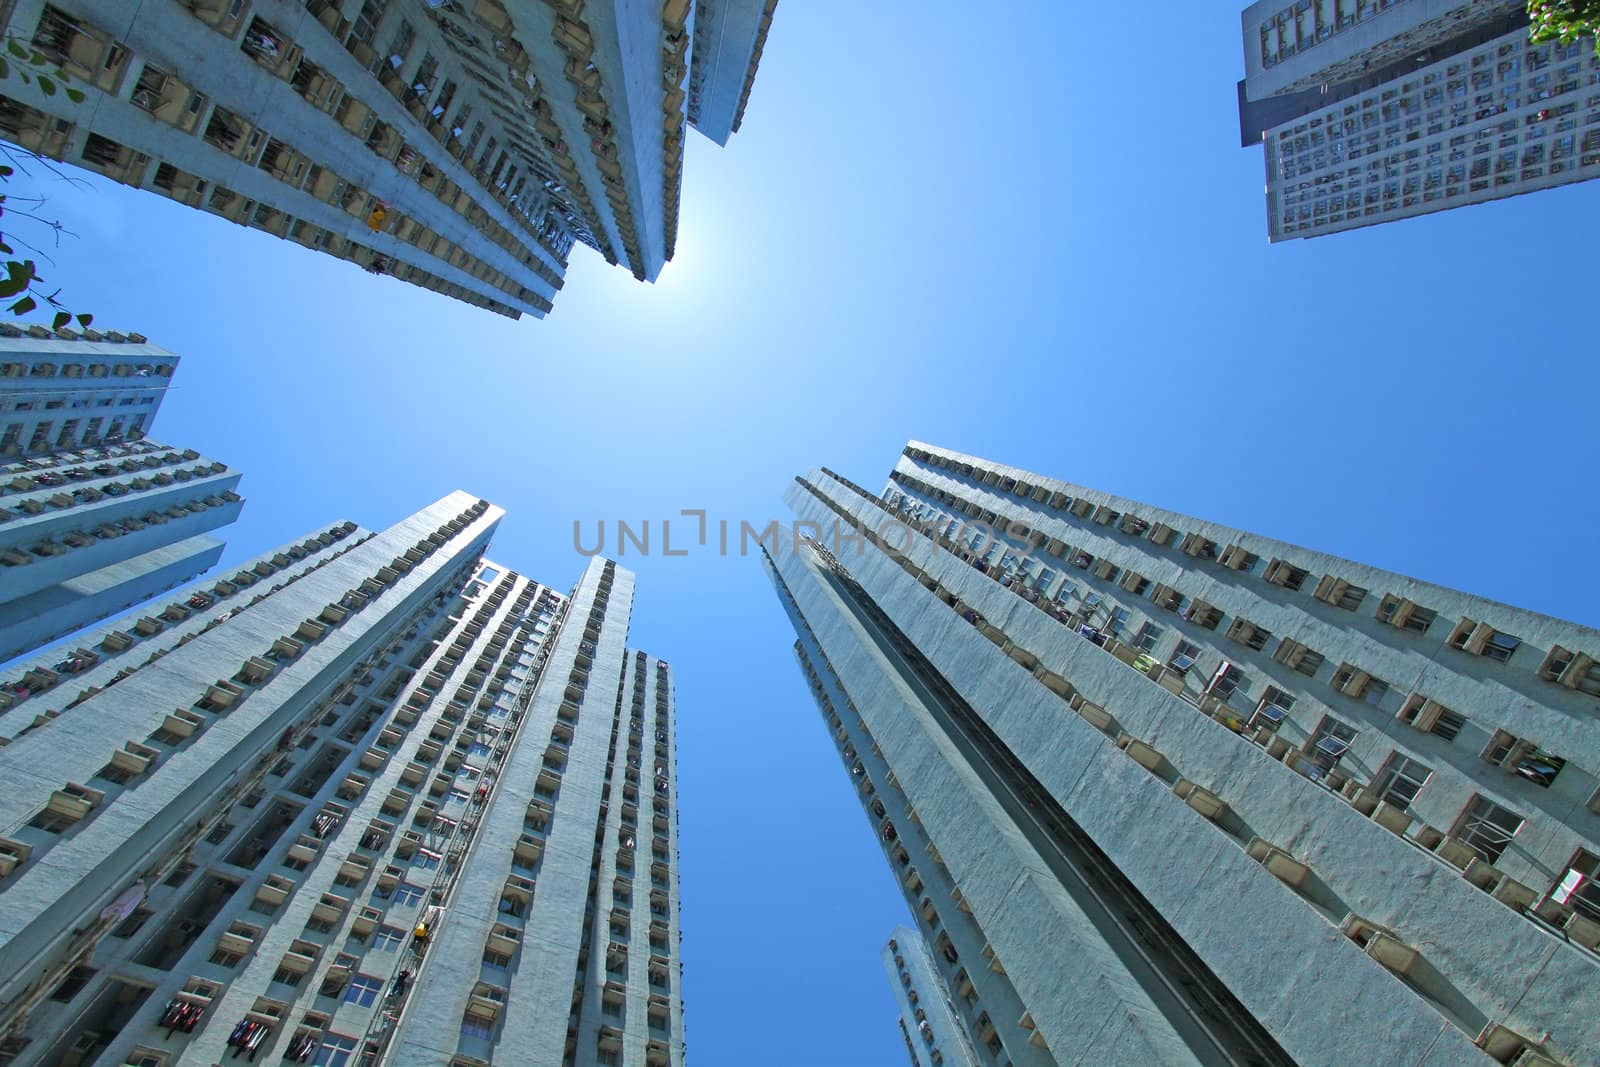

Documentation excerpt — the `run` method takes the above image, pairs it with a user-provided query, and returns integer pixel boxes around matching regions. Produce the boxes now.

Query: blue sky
[21,1,1600,1063]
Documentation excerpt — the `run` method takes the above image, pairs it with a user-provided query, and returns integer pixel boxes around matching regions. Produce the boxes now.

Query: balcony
[254,874,295,911]
[514,834,543,868]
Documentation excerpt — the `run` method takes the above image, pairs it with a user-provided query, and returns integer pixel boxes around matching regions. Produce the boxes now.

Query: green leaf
[37,75,55,96]
[9,295,36,315]
[0,243,12,256]
[0,57,9,79]
[17,71,28,85]
[0,166,12,178]
[51,311,69,330]
[6,41,27,60]
[0,260,31,298]
[64,87,84,103]
[76,313,92,328]
[29,51,47,67]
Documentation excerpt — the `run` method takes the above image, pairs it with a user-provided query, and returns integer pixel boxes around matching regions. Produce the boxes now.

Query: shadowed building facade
[883,925,981,1067]
[0,0,781,318]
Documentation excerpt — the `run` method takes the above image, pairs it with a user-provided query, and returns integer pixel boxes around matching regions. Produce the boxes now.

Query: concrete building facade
[685,0,778,146]
[0,492,682,1067]
[0,329,242,667]
[883,925,981,1067]
[0,0,781,319]
[1237,0,1600,240]
[765,442,1600,1066]
[0,326,175,459]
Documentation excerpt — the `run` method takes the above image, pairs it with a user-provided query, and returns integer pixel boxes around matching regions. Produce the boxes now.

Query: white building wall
[0,331,176,457]
[1262,25,1600,239]
[769,446,1600,1066]
[0,437,243,665]
[0,492,499,1066]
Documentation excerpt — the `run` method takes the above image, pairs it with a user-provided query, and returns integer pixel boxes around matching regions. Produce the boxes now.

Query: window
[1430,706,1467,740]
[1313,575,1367,611]
[1482,730,1566,788]
[1306,717,1357,776]
[313,1033,358,1067]
[1218,544,1258,572]
[348,0,386,47]
[1168,640,1200,676]
[1448,618,1522,662]
[1330,663,1387,705]
[1552,850,1600,923]
[433,79,456,117]
[1275,639,1324,677]
[1261,686,1297,713]
[1151,584,1186,613]
[1376,595,1436,633]
[412,849,441,871]
[1538,645,1600,695]
[1290,645,1326,677]
[460,1010,494,1041]
[1483,629,1521,662]
[344,973,383,1007]
[1397,694,1466,741]
[1183,598,1221,629]
[1454,795,1523,864]
[1133,622,1163,651]
[29,808,79,833]
[1207,662,1246,701]
[411,53,437,96]
[385,19,414,66]
[1264,558,1310,591]
[1225,617,1271,652]
[393,881,424,906]
[373,924,405,951]
[1372,753,1432,811]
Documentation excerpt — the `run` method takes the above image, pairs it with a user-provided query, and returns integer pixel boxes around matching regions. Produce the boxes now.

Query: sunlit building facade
[1237,0,1600,240]
[0,0,781,318]
[0,492,682,1067]
[766,442,1600,1066]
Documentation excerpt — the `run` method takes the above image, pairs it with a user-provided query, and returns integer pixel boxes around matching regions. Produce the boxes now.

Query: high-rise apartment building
[0,325,175,458]
[1236,0,1600,240]
[0,328,241,666]
[766,442,1600,1066]
[0,0,780,319]
[0,491,682,1067]
[686,0,778,146]
[883,925,980,1067]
